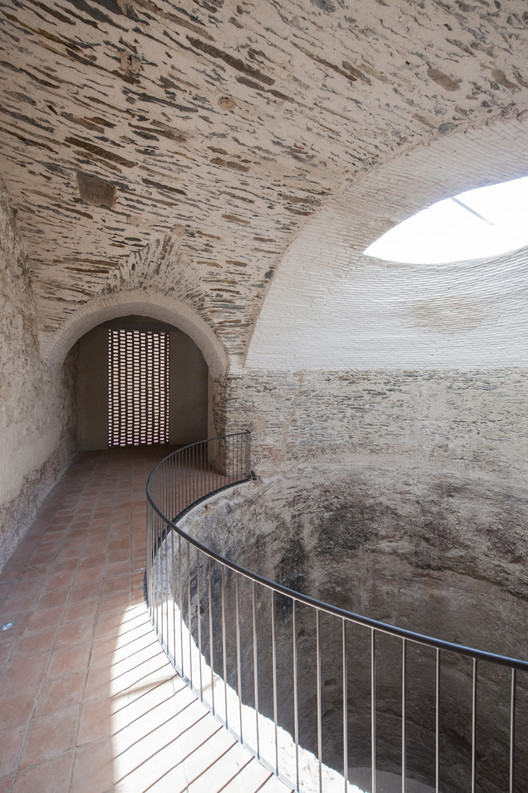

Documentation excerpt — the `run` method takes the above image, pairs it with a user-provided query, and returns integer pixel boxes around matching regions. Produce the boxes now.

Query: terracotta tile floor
[0,449,292,793]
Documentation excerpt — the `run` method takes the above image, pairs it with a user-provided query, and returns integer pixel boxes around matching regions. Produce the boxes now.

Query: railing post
[245,429,251,479]
[510,667,516,793]
[371,628,377,793]
[436,648,440,793]
[402,638,407,793]
[342,618,348,793]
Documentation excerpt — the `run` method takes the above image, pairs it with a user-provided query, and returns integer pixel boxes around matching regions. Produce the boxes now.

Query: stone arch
[41,289,229,379]
[245,113,528,370]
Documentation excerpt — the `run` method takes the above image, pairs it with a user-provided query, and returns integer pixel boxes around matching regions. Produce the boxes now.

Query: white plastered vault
[244,115,528,371]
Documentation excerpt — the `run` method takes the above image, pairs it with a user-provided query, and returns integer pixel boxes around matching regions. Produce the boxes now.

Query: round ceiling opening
[365,175,528,265]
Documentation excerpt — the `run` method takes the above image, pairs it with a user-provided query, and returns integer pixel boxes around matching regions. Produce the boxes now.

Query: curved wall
[186,462,528,654]
[0,185,76,568]
[245,115,528,371]
[181,461,528,793]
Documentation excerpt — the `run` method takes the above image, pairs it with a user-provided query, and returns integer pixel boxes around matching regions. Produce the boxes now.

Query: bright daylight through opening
[365,175,528,264]
[108,328,169,447]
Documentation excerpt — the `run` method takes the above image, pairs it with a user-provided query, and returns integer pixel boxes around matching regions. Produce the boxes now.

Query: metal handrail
[146,434,527,793]
[147,483,528,672]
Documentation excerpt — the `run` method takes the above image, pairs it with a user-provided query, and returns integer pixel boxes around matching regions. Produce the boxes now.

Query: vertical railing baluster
[152,511,156,627]
[401,638,407,793]
[146,505,151,618]
[159,465,163,645]
[195,441,199,502]
[171,521,176,666]
[178,533,183,675]
[472,658,478,793]
[174,452,177,517]
[191,443,194,506]
[146,506,150,614]
[158,512,162,635]
[222,565,228,727]
[246,429,251,480]
[316,609,323,793]
[167,454,171,520]
[196,547,203,701]
[204,438,207,496]
[212,436,216,491]
[145,501,152,619]
[183,447,186,515]
[343,618,348,793]
[187,541,193,687]
[187,444,191,508]
[163,500,168,653]
[272,588,279,775]
[208,556,215,715]
[154,509,159,634]
[293,599,300,792]
[187,444,191,510]
[153,512,157,633]
[371,628,377,793]
[167,454,170,518]
[510,667,516,793]
[252,580,260,759]
[236,574,243,742]
[167,464,170,647]
[436,648,440,793]
[214,435,217,491]
[166,455,169,519]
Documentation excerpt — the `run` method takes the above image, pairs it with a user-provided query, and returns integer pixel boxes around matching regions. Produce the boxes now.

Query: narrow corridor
[0,449,291,793]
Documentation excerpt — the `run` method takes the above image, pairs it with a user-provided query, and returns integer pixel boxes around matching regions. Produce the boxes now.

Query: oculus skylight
[364,176,528,264]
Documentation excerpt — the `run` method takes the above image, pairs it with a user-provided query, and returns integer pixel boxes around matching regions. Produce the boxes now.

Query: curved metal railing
[146,434,528,793]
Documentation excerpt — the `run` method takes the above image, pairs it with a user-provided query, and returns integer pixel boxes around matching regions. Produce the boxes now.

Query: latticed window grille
[108,329,169,447]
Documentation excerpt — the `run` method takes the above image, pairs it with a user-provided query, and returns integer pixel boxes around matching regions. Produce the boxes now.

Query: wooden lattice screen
[108,329,169,447]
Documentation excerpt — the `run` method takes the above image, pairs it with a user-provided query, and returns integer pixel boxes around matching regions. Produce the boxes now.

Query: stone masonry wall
[222,368,528,485]
[0,185,76,569]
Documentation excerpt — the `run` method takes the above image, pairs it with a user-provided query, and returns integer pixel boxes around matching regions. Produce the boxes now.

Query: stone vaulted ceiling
[1,0,528,368]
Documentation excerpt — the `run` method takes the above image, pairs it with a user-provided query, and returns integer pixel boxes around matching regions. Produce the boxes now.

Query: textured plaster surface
[0,184,75,567]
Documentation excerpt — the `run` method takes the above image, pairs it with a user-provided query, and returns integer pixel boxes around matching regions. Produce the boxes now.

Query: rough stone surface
[221,369,528,484]
[76,171,117,209]
[0,183,75,567]
[189,466,528,645]
[0,1,527,367]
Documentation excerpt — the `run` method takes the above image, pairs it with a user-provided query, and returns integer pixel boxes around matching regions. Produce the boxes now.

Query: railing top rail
[146,430,250,489]
[146,437,528,673]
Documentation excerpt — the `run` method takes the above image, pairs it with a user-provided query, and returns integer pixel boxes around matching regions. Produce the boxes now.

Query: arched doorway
[76,315,208,451]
